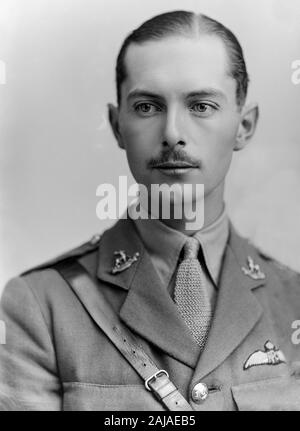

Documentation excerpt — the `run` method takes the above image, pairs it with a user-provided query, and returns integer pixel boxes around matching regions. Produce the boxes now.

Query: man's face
[112,35,245,205]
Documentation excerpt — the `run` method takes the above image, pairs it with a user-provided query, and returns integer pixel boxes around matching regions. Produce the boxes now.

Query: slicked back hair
[115,10,249,108]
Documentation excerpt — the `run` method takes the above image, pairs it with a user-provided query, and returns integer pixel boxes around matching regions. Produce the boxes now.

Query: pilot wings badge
[243,341,286,370]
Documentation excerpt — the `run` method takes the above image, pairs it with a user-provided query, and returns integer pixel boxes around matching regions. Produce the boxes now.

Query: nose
[162,107,187,149]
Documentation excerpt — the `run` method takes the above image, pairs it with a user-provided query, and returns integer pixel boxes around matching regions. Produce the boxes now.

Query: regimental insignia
[242,256,266,280]
[111,250,140,274]
[243,341,286,370]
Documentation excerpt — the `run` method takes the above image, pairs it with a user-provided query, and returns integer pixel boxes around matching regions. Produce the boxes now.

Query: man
[1,10,300,411]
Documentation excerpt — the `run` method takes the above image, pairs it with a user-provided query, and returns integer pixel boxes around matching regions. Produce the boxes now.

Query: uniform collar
[133,205,229,287]
[95,217,267,369]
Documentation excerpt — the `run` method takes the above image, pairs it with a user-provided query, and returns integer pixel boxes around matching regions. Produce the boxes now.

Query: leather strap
[54,259,193,411]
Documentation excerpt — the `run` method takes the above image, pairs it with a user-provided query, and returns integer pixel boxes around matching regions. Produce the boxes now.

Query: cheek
[193,115,239,181]
[120,119,159,161]
[200,115,238,159]
[118,121,155,182]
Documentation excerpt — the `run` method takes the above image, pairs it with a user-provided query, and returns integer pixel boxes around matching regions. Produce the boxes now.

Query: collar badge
[244,340,286,370]
[111,250,140,274]
[242,256,266,280]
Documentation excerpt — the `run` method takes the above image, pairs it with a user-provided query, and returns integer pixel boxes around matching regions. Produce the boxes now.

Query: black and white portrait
[0,0,300,413]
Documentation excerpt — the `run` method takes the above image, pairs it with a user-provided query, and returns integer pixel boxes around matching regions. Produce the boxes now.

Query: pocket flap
[63,382,164,411]
[232,376,300,411]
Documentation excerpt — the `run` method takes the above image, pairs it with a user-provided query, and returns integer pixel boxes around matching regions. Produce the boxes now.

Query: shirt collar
[193,207,229,284]
[132,204,229,288]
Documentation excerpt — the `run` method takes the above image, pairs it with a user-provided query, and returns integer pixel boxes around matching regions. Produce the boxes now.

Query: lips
[153,161,198,169]
[152,161,199,177]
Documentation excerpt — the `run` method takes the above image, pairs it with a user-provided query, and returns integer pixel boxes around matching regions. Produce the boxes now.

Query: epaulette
[257,248,300,278]
[21,233,101,276]
[256,248,274,262]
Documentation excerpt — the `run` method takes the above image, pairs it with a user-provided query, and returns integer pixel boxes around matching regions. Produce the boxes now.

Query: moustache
[147,148,201,169]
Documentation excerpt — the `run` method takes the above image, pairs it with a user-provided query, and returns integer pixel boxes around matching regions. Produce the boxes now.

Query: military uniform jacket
[1,217,300,411]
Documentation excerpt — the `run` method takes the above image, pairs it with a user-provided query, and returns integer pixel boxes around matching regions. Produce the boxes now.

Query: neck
[144,183,225,235]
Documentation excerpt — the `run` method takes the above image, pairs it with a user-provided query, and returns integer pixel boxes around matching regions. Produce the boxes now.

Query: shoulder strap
[54,259,193,411]
[22,234,101,276]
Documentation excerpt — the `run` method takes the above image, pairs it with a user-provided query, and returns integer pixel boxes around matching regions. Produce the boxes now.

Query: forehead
[122,35,236,100]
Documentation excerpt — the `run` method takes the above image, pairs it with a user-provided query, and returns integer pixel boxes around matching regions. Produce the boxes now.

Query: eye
[134,103,161,116]
[189,102,217,117]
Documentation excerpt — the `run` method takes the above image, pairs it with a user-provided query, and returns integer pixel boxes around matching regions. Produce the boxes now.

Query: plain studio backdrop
[0,0,300,293]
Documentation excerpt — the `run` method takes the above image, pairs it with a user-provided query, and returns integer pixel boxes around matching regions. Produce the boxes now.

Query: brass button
[191,382,209,403]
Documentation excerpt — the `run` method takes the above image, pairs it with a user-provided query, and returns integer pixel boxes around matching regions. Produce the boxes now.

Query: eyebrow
[127,88,227,102]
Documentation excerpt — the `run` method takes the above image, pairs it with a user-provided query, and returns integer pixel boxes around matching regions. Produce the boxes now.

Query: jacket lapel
[97,217,201,369]
[97,218,268,375]
[192,225,267,380]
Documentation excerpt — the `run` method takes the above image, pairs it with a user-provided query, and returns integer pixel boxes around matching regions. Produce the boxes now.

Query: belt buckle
[145,369,169,391]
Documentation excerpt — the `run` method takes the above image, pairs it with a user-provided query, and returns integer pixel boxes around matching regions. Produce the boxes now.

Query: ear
[108,103,125,149]
[234,103,259,151]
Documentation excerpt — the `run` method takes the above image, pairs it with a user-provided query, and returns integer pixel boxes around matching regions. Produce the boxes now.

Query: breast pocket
[231,376,300,411]
[63,382,165,411]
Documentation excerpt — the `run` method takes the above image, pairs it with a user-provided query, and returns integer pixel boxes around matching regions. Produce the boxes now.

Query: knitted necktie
[174,237,212,350]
